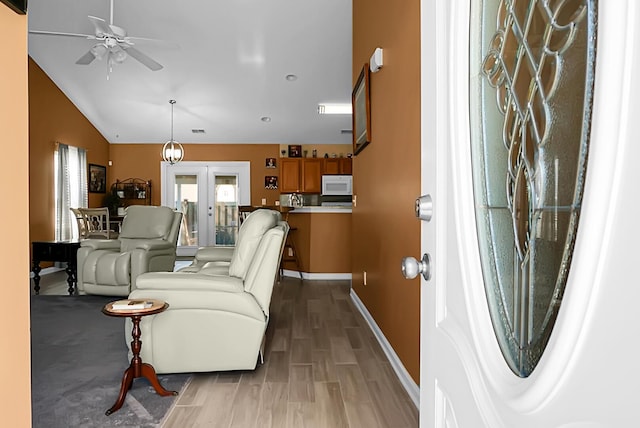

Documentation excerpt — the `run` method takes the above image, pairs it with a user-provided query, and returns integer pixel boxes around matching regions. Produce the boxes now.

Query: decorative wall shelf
[111,178,152,208]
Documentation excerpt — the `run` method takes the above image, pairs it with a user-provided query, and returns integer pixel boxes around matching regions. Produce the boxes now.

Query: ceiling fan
[29,0,163,78]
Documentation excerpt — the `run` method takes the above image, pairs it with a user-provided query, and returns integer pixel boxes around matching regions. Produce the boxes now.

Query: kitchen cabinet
[280,159,300,193]
[322,158,352,175]
[301,159,322,193]
[279,158,323,193]
[341,158,352,174]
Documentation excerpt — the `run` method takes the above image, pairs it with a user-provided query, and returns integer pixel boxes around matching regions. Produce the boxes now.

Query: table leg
[140,362,177,397]
[32,261,41,295]
[65,261,76,295]
[106,315,177,416]
[105,365,135,416]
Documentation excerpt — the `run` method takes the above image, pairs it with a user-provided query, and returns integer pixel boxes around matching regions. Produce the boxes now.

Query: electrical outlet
[353,195,357,207]
[363,271,367,286]
[261,198,267,205]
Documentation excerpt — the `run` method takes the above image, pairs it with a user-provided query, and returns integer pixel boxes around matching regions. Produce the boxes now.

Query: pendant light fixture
[162,100,184,165]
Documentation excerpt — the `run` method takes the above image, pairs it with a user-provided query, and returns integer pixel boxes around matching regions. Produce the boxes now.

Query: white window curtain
[55,143,88,240]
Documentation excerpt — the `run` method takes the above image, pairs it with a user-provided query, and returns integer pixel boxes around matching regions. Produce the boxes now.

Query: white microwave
[321,175,353,195]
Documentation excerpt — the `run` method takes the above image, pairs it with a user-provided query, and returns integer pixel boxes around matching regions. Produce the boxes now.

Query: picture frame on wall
[0,0,27,14]
[265,176,278,189]
[288,145,302,158]
[88,164,107,193]
[352,63,371,156]
[266,157,277,168]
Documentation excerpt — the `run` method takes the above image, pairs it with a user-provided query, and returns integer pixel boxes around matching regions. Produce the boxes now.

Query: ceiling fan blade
[125,36,180,49]
[122,46,163,71]
[75,50,96,65]
[88,15,112,37]
[29,30,95,39]
[108,24,127,39]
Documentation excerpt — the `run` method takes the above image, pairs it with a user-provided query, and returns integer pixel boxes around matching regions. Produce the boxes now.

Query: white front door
[161,161,250,256]
[418,1,640,427]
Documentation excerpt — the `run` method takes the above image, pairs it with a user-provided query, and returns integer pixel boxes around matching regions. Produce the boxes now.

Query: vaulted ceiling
[27,0,353,145]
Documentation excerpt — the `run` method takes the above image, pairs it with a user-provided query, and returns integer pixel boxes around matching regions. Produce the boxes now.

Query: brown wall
[29,59,111,242]
[108,143,282,206]
[352,0,421,382]
[287,213,352,273]
[0,5,31,426]
[309,213,352,273]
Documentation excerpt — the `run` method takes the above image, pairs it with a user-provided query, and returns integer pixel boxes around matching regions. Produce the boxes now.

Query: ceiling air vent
[191,129,206,134]
[340,129,353,134]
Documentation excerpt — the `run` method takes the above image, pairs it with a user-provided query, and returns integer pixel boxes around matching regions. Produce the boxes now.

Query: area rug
[31,295,191,428]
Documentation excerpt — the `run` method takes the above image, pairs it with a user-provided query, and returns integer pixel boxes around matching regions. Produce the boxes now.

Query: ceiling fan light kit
[162,100,184,165]
[89,44,108,61]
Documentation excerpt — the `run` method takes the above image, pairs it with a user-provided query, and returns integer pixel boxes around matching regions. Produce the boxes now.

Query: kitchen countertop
[288,206,352,214]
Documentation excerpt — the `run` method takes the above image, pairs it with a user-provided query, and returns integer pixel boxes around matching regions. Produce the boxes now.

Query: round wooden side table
[102,298,178,416]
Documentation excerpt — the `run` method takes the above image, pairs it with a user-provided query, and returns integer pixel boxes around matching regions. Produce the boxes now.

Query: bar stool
[278,207,303,280]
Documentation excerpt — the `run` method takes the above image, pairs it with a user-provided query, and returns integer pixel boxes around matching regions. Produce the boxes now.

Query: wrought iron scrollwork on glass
[470,0,597,376]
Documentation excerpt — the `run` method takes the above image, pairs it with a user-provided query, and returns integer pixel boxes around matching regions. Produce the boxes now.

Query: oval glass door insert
[469,0,597,376]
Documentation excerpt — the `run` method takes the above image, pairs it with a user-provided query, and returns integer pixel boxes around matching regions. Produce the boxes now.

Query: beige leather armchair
[126,209,288,374]
[77,206,182,296]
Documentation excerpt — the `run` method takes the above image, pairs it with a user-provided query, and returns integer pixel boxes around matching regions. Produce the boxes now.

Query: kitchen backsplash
[279,194,351,207]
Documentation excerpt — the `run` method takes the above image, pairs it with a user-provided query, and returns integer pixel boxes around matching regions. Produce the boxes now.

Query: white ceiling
[27,0,353,145]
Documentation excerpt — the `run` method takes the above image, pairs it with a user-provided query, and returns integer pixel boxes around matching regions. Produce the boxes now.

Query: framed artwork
[288,145,302,158]
[88,164,107,193]
[265,176,278,189]
[1,0,27,14]
[266,157,277,168]
[352,63,371,156]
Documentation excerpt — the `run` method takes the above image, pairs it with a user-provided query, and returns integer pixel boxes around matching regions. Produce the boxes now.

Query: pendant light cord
[170,99,176,141]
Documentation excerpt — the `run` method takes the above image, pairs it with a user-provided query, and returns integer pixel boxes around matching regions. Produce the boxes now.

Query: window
[469,0,596,376]
[54,143,88,240]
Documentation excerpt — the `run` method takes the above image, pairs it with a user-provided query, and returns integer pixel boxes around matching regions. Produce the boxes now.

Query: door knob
[401,253,431,281]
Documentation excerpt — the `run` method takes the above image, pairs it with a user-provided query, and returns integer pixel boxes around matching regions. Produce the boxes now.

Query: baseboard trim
[29,266,64,278]
[350,288,420,409]
[281,270,352,281]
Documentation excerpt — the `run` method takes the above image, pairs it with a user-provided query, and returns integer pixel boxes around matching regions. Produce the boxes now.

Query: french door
[161,161,250,256]
[417,1,640,427]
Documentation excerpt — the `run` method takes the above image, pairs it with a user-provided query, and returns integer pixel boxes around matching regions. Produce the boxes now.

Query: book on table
[111,300,153,310]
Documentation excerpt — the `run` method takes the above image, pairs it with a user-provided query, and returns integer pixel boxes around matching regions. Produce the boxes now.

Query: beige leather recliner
[176,245,234,274]
[77,205,182,296]
[126,209,289,374]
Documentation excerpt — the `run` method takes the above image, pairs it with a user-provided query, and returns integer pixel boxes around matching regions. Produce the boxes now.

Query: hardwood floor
[162,278,418,428]
[31,271,419,427]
